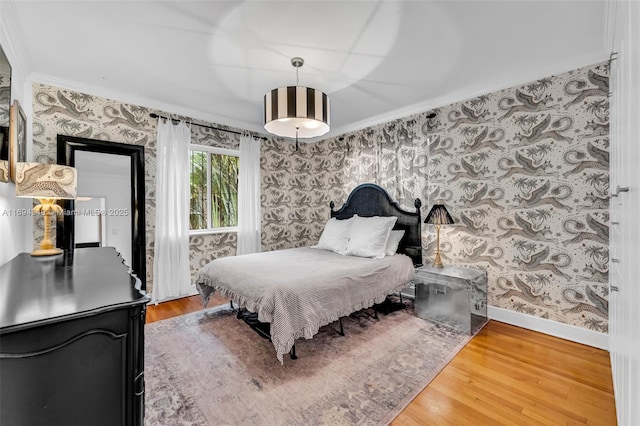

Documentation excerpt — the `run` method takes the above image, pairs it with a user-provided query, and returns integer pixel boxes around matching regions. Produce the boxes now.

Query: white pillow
[316,216,356,255]
[385,230,405,256]
[345,216,398,259]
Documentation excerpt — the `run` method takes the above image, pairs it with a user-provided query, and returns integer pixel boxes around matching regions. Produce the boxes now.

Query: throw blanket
[196,247,415,363]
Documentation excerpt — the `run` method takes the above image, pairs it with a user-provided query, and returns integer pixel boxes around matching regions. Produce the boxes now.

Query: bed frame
[237,183,423,359]
[330,183,423,267]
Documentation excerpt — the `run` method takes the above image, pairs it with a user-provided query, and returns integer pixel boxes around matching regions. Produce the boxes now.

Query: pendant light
[263,57,330,145]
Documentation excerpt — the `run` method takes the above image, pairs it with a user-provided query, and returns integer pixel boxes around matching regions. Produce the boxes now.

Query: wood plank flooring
[146,296,617,425]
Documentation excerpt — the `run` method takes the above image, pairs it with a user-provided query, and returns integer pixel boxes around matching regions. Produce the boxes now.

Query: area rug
[144,302,474,425]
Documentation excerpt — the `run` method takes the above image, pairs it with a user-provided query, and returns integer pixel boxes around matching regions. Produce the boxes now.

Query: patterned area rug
[144,302,473,425]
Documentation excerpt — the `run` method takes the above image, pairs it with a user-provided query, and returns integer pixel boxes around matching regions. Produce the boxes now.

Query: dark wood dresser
[0,247,150,426]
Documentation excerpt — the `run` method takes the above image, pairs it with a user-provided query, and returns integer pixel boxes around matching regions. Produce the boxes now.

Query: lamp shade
[15,162,77,199]
[264,86,330,139]
[425,201,454,225]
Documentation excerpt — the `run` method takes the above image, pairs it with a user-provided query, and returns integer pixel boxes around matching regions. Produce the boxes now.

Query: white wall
[0,1,32,265]
[75,197,105,245]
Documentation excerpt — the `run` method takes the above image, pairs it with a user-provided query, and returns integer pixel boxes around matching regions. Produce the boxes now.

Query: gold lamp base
[432,224,444,268]
[31,200,63,257]
[433,251,444,268]
[425,201,454,268]
[32,247,63,257]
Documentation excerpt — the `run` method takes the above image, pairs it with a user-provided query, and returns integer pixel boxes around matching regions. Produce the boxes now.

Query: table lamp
[15,162,77,256]
[424,200,455,268]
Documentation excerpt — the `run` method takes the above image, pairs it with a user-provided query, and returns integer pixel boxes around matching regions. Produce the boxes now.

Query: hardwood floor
[146,293,229,323]
[146,296,617,425]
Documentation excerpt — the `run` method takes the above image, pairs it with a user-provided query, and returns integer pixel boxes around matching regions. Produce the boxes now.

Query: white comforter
[196,247,415,363]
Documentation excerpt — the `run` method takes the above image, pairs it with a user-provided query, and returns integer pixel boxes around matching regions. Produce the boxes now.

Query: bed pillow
[345,216,398,259]
[315,216,356,255]
[385,230,405,256]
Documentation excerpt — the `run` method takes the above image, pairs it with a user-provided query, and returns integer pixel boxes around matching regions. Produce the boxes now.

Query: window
[189,144,239,232]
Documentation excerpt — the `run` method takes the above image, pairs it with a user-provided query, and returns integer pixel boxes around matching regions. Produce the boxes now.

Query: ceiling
[8,0,609,140]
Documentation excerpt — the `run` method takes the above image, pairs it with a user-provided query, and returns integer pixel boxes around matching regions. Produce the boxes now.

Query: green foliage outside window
[189,150,238,230]
[190,151,207,229]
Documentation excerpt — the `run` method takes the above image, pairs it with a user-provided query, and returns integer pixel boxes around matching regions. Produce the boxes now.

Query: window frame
[189,143,240,235]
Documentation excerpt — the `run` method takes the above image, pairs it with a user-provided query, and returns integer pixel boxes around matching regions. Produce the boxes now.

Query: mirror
[75,196,107,248]
[0,44,11,182]
[57,135,146,289]
[74,152,132,265]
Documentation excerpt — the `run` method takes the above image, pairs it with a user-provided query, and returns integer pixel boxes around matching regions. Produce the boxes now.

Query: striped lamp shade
[264,85,330,139]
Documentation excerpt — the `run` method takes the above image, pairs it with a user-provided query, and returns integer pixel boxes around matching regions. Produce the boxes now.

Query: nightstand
[413,264,487,334]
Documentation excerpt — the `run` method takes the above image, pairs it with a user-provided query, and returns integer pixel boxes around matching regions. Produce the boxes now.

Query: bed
[196,183,423,363]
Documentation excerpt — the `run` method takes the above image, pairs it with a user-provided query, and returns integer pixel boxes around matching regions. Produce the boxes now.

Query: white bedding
[196,247,415,363]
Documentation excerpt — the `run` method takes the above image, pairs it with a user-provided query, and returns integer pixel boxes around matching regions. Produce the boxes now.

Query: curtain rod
[149,113,268,141]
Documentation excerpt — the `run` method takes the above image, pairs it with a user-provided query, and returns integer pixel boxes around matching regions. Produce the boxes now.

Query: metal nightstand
[413,264,487,334]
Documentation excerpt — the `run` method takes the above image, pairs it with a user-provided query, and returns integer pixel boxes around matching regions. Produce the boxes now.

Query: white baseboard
[488,306,609,351]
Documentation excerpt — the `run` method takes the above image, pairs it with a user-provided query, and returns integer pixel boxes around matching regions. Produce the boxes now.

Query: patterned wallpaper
[260,117,431,251]
[31,83,249,290]
[425,63,610,332]
[275,62,607,332]
[260,137,347,252]
[31,60,609,332]
[32,83,157,289]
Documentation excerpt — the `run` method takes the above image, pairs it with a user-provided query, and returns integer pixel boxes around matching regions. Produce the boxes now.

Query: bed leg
[230,300,235,310]
[399,292,403,304]
[327,318,346,336]
[289,344,298,360]
[373,309,379,320]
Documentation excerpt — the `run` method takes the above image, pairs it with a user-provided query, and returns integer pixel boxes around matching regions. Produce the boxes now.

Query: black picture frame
[9,99,26,182]
[0,42,11,137]
[56,135,147,289]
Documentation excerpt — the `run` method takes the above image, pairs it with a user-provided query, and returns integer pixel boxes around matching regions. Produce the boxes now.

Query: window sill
[189,227,238,236]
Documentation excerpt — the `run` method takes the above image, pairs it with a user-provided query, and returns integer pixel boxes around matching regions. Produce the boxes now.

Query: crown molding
[0,0,32,77]
[29,72,269,136]
[329,52,610,139]
[26,53,609,144]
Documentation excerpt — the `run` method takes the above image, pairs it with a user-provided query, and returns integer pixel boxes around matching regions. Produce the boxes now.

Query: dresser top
[0,247,149,332]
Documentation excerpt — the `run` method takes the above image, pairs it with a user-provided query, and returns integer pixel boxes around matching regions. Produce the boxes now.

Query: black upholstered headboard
[330,183,423,266]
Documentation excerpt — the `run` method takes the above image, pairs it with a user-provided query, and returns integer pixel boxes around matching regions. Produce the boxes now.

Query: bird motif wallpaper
[31,83,246,289]
[31,60,609,332]
[429,63,609,331]
[280,61,608,332]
